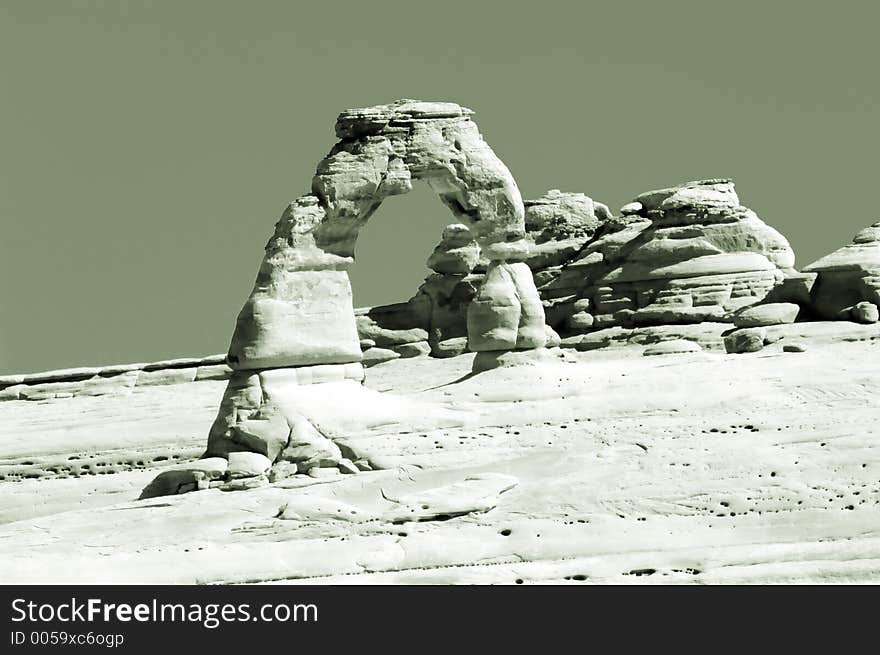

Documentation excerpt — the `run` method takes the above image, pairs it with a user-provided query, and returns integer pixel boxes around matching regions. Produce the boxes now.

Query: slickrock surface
[1,321,879,584]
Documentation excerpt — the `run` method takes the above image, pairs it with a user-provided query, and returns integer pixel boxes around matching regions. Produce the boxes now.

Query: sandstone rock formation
[803,221,880,321]
[359,189,611,360]
[467,261,547,351]
[227,99,537,372]
[204,100,549,478]
[118,102,880,491]
[545,179,810,335]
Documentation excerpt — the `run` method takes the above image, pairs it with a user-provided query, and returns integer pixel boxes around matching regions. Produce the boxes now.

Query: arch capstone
[227,100,546,371]
[207,100,548,468]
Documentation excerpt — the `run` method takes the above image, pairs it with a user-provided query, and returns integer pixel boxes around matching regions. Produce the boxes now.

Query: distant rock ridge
[0,354,230,402]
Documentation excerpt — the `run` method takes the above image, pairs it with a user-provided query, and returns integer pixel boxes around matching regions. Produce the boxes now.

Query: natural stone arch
[227,99,546,372]
[204,100,549,470]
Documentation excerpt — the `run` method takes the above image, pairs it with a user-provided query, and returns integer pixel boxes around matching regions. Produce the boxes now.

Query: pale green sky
[1,1,878,373]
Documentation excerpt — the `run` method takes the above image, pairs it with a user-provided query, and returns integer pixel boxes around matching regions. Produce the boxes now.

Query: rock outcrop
[803,221,880,321]
[358,189,610,360]
[545,179,810,335]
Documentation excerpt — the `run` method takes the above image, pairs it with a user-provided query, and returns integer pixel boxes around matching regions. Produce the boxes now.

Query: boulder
[544,325,562,348]
[519,190,608,269]
[392,341,431,358]
[467,262,547,351]
[227,452,272,479]
[731,302,801,328]
[278,413,343,471]
[268,461,299,483]
[362,347,400,367]
[337,459,360,475]
[426,223,480,274]
[175,457,228,480]
[724,327,767,354]
[549,179,797,332]
[566,311,595,332]
[620,201,643,216]
[139,470,208,499]
[356,315,428,348]
[643,339,703,356]
[851,301,879,324]
[431,336,469,358]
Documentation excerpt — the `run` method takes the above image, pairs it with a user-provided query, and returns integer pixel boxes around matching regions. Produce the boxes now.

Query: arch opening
[348,182,457,310]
